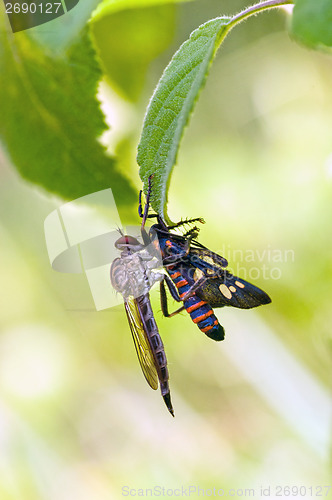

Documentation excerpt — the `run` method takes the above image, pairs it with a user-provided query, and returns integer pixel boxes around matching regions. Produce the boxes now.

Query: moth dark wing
[189,247,228,269]
[124,298,158,390]
[156,230,228,268]
[196,272,272,309]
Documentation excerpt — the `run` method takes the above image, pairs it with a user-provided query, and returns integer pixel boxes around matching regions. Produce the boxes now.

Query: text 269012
[5,3,62,14]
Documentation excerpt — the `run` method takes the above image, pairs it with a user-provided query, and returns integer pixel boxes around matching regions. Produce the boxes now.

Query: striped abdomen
[168,268,224,341]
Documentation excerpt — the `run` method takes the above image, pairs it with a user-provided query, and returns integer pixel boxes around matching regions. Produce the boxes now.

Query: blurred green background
[0,1,331,499]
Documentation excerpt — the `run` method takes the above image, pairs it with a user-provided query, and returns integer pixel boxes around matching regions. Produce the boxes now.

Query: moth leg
[163,275,182,302]
[161,275,209,311]
[167,218,205,230]
[180,276,208,301]
[138,189,144,218]
[138,191,157,220]
[139,175,158,227]
[140,175,152,225]
[160,280,185,318]
[162,232,198,266]
[182,227,199,240]
[138,176,158,245]
[163,253,187,266]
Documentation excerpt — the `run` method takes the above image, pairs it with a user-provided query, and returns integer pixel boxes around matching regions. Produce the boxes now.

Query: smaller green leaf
[291,0,332,49]
[136,17,230,220]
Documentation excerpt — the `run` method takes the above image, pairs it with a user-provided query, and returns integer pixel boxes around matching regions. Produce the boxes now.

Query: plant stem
[227,0,294,31]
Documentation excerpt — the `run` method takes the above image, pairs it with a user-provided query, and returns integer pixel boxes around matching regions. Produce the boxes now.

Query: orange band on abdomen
[170,271,181,279]
[186,301,206,313]
[175,279,188,289]
[192,310,214,324]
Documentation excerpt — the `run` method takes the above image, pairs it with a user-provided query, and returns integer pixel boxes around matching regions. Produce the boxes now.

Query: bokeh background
[0,1,331,499]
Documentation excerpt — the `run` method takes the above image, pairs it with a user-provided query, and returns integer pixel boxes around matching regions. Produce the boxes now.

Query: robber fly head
[115,234,143,255]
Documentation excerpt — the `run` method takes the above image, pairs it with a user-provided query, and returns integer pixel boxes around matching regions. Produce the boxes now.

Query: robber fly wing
[124,297,159,390]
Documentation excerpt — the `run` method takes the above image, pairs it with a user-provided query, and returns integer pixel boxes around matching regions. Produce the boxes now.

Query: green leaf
[91,0,191,22]
[291,0,332,49]
[90,0,192,101]
[31,0,101,52]
[136,17,230,220]
[0,20,136,206]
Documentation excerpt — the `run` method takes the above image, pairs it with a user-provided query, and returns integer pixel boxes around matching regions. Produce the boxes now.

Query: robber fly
[110,229,174,416]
